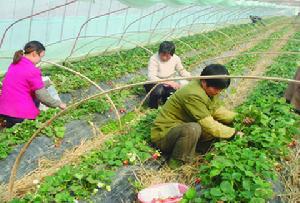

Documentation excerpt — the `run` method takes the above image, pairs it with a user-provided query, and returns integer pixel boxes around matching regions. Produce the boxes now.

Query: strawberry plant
[1,17,292,203]
[226,26,288,75]
[11,110,157,202]
[43,17,281,93]
[182,30,300,203]
[0,87,140,160]
[0,109,64,159]
[0,19,277,161]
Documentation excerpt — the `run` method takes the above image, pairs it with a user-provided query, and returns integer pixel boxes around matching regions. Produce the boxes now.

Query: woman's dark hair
[13,41,45,64]
[159,41,175,56]
[201,64,231,89]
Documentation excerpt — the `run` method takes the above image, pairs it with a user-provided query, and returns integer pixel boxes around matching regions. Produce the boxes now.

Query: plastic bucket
[138,183,188,203]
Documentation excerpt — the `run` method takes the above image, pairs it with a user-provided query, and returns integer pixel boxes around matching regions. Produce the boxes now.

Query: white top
[147,53,191,81]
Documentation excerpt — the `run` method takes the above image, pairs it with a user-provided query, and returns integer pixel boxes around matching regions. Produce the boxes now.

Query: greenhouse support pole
[0,0,78,48]
[9,0,17,49]
[122,7,129,33]
[45,0,51,43]
[60,0,68,41]
[84,0,94,37]
[104,0,113,36]
[137,9,144,33]
[28,0,36,41]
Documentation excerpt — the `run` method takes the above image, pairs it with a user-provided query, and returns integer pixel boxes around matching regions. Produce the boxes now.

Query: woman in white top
[145,41,191,109]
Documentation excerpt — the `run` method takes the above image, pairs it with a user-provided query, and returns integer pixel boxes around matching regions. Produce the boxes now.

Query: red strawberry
[288,140,297,148]
[123,160,129,166]
[195,178,201,184]
[119,108,126,113]
[107,81,114,86]
[152,154,159,160]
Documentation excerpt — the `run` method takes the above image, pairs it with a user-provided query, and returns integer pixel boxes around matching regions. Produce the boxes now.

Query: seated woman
[145,41,191,109]
[285,67,300,114]
[151,64,247,168]
[0,41,66,128]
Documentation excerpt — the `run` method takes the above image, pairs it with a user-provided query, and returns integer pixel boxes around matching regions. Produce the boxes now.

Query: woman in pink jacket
[0,41,66,128]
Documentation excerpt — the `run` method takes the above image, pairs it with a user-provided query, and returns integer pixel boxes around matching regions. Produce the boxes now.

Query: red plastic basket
[138,183,188,203]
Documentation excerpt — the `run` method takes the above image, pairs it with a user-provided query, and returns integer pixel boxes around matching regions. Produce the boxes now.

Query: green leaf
[210,188,223,197]
[184,188,197,199]
[74,173,84,180]
[245,170,255,177]
[54,126,65,138]
[86,176,98,184]
[54,192,74,202]
[250,197,265,203]
[220,181,234,194]
[179,199,188,203]
[254,188,273,199]
[194,197,202,203]
[242,180,251,191]
[210,169,221,177]
[232,172,242,181]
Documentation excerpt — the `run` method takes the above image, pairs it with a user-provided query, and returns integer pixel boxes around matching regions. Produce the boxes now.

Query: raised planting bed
[7,26,299,203]
[0,18,287,163]
[0,22,293,198]
[181,30,300,203]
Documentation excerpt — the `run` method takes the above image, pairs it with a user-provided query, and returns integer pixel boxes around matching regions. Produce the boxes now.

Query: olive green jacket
[151,80,236,143]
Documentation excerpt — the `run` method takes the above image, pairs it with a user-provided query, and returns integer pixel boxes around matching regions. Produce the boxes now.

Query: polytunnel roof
[118,0,299,8]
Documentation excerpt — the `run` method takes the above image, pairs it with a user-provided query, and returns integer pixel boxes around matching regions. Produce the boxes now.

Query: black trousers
[0,99,39,128]
[0,114,24,128]
[144,84,176,109]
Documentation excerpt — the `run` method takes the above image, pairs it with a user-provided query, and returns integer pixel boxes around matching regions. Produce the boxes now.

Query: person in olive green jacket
[151,64,247,168]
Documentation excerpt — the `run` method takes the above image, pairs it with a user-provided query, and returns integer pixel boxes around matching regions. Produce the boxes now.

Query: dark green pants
[155,122,215,162]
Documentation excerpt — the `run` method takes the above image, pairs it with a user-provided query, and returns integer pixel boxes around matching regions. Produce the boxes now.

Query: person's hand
[164,81,181,90]
[44,80,53,88]
[235,131,244,138]
[243,117,255,125]
[59,102,67,110]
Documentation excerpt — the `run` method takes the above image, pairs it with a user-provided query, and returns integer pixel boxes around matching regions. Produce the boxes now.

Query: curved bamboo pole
[1,49,300,66]
[1,49,300,64]
[42,60,121,127]
[117,6,168,45]
[0,27,284,63]
[215,7,257,47]
[186,7,257,50]
[187,7,226,36]
[147,6,195,43]
[67,7,130,60]
[207,51,300,62]
[176,14,280,58]
[137,83,160,111]
[155,9,244,56]
[0,0,78,48]
[237,37,300,44]
[8,74,300,200]
[72,34,154,59]
[167,8,219,50]
[43,15,284,50]
[169,7,220,49]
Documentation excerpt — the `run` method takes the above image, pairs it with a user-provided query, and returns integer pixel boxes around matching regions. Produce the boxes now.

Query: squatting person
[145,41,191,109]
[285,67,300,114]
[0,41,66,128]
[151,64,251,168]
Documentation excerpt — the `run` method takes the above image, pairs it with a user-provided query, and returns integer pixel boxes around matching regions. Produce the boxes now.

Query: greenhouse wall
[0,0,297,73]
